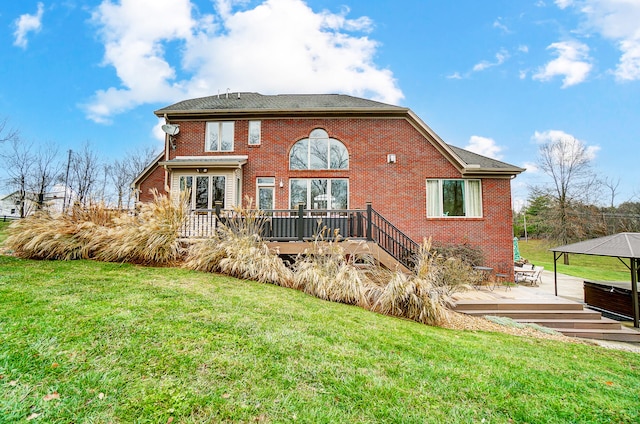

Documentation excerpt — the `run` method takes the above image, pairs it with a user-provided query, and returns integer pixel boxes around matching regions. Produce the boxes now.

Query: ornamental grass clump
[369,239,466,326]
[184,199,293,287]
[4,204,118,260]
[5,191,188,265]
[94,191,189,265]
[292,228,374,307]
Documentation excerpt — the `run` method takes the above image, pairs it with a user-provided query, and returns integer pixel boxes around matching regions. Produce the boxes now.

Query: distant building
[0,184,75,218]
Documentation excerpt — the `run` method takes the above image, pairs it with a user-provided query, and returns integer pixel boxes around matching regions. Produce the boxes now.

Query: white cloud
[558,0,640,81]
[518,45,529,53]
[533,40,592,87]
[532,129,600,160]
[493,18,510,34]
[521,161,539,173]
[555,0,574,9]
[464,135,503,160]
[13,2,44,49]
[85,0,403,123]
[446,72,463,80]
[472,49,509,72]
[152,119,167,142]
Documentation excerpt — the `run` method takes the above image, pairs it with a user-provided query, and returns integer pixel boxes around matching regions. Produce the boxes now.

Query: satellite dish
[161,124,180,136]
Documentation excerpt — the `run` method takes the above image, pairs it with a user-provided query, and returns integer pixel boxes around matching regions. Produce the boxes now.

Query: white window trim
[426,179,483,218]
[205,121,235,152]
[288,178,349,210]
[179,174,228,210]
[256,177,275,210]
[289,130,349,170]
[248,121,261,146]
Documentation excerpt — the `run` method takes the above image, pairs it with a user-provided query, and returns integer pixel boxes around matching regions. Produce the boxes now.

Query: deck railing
[180,203,420,269]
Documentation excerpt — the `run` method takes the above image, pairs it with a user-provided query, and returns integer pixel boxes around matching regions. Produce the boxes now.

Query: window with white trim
[426,179,482,217]
[180,175,225,209]
[290,179,348,210]
[289,129,348,170]
[206,121,234,152]
[248,121,261,145]
[256,177,275,210]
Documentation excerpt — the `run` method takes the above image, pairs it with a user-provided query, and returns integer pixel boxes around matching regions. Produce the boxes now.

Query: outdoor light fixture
[387,154,397,164]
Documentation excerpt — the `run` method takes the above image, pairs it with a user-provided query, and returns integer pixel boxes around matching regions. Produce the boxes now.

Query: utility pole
[63,149,72,212]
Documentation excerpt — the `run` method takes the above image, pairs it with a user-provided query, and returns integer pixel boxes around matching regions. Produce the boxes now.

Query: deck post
[366,202,372,241]
[214,201,222,232]
[297,203,305,241]
[632,258,639,328]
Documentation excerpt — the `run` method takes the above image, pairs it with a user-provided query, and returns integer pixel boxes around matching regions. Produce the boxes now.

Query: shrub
[94,191,189,264]
[369,239,464,326]
[431,241,485,267]
[5,191,188,265]
[184,200,293,287]
[292,231,374,307]
[4,204,118,260]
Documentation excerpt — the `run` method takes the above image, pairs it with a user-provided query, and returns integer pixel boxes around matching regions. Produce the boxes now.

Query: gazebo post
[553,252,562,297]
[632,258,639,328]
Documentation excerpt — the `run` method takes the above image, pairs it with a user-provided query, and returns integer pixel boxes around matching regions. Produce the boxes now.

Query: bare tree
[601,177,621,209]
[126,146,161,207]
[1,139,35,217]
[0,117,18,144]
[109,159,130,209]
[68,142,102,206]
[30,144,63,210]
[534,137,599,263]
[128,145,161,176]
[108,146,160,209]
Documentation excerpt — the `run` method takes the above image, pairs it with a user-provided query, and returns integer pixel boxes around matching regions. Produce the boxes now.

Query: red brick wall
[143,117,515,271]
[138,164,167,203]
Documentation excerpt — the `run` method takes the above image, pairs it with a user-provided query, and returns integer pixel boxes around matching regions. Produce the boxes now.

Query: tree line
[0,117,159,217]
[514,136,639,249]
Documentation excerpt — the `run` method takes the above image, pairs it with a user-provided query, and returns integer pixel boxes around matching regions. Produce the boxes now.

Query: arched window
[289,129,349,170]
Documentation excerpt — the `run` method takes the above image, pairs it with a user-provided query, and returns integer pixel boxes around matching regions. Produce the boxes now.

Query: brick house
[133,92,523,272]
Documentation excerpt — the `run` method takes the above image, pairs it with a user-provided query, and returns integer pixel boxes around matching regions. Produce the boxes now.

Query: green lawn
[0,220,11,245]
[1,255,640,423]
[518,238,631,281]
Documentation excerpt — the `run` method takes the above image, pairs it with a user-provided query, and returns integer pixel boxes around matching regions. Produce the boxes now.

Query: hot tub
[583,280,638,320]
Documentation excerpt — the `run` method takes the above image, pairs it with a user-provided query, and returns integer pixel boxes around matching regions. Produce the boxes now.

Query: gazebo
[550,233,640,327]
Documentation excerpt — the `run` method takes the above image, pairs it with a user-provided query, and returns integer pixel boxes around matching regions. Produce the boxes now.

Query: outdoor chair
[519,266,544,286]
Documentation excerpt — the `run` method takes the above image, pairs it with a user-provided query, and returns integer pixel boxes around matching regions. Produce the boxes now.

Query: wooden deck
[266,240,411,273]
[453,284,640,343]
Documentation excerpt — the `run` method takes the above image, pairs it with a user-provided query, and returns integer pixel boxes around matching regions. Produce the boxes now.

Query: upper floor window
[289,129,348,170]
[426,179,482,217]
[248,121,261,146]
[206,121,234,152]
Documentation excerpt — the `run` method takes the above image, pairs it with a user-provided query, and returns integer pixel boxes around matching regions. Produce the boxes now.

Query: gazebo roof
[550,232,640,259]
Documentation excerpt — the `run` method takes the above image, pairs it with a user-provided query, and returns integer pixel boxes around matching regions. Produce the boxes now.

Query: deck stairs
[453,299,640,343]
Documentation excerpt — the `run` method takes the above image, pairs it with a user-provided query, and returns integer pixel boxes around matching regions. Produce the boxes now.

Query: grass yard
[1,255,640,423]
[518,238,631,281]
[0,220,11,244]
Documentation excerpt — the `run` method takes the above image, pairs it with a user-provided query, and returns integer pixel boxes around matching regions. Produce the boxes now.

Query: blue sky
[1,0,639,207]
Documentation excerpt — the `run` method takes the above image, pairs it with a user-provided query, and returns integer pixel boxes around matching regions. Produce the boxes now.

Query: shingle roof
[156,92,405,114]
[550,233,640,259]
[154,92,524,176]
[448,145,521,170]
